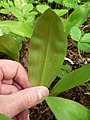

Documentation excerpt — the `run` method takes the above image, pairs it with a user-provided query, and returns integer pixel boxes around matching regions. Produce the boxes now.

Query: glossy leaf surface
[0,114,11,120]
[28,9,67,87]
[0,34,19,61]
[51,64,90,95]
[0,21,33,38]
[65,5,90,36]
[46,96,90,120]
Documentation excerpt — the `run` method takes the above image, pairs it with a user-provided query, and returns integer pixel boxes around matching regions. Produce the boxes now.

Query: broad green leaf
[0,114,12,120]
[0,34,19,61]
[70,27,81,42]
[78,33,90,53]
[51,64,90,95]
[36,4,49,13]
[0,21,33,38]
[65,5,90,36]
[46,96,90,120]
[28,9,67,87]
[53,9,68,16]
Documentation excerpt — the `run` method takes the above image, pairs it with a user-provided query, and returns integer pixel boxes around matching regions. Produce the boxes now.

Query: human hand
[0,60,49,120]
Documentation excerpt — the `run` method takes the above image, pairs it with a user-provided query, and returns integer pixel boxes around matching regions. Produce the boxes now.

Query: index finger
[0,60,30,88]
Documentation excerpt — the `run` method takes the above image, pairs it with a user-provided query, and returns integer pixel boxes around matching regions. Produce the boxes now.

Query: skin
[0,60,49,120]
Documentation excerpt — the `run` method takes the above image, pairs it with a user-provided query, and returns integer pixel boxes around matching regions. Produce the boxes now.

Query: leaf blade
[51,64,90,95]
[0,34,19,61]
[65,5,90,36]
[28,9,67,87]
[46,96,90,120]
[0,21,33,38]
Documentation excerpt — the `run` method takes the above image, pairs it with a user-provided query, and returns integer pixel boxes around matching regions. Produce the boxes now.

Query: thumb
[0,86,49,118]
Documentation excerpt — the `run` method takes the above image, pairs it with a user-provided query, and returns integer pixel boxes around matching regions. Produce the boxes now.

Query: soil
[0,14,90,120]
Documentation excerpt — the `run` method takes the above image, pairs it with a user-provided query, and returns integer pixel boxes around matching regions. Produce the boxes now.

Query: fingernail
[38,87,49,101]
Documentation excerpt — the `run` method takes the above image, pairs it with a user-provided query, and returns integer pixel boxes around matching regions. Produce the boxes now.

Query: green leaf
[65,5,90,36]
[0,27,9,36]
[0,34,19,61]
[58,65,72,78]
[61,64,72,71]
[0,9,10,14]
[78,33,90,53]
[63,0,78,8]
[23,3,33,15]
[51,64,90,95]
[53,9,68,16]
[0,114,12,120]
[0,2,10,10]
[28,9,67,87]
[14,0,28,10]
[14,0,22,10]
[78,42,90,53]
[48,0,54,3]
[46,96,90,120]
[0,21,33,38]
[9,7,23,21]
[80,33,90,43]
[36,4,49,13]
[54,0,62,4]
[70,27,81,42]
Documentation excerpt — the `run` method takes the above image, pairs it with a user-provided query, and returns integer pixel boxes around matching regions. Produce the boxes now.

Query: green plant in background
[70,27,90,53]
[0,1,90,120]
[59,64,72,78]
[0,34,19,61]
[64,3,90,36]
[0,0,34,38]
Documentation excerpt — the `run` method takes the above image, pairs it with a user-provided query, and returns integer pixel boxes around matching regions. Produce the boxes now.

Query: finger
[14,63,30,88]
[2,79,13,85]
[1,84,18,95]
[16,109,29,120]
[0,86,49,118]
[0,60,30,88]
[13,81,22,90]
[13,116,17,120]
[0,68,3,92]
